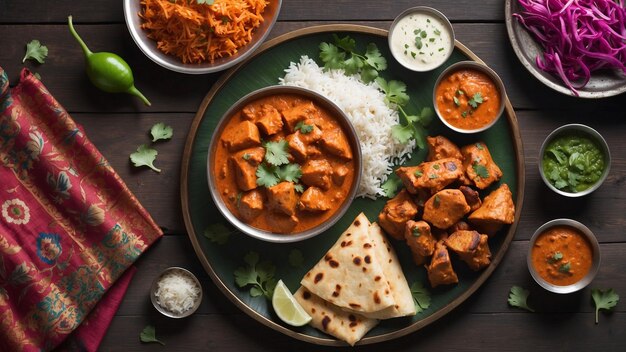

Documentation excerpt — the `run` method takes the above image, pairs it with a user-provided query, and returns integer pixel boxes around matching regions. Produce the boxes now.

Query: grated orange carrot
[139,0,268,64]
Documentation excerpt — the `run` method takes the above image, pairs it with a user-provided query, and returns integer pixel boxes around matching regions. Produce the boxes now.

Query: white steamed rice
[279,56,415,199]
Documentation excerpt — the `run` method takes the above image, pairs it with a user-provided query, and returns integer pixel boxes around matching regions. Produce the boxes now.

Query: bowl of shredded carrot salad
[124,0,282,74]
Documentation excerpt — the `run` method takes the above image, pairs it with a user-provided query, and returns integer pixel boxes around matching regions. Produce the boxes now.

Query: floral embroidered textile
[0,68,163,351]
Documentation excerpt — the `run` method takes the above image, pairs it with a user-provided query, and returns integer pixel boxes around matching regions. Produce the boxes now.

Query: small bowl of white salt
[150,267,202,318]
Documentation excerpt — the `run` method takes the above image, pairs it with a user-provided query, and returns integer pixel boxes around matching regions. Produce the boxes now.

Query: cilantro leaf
[256,163,280,187]
[558,262,571,273]
[203,223,233,245]
[23,40,48,64]
[592,288,619,324]
[140,325,165,345]
[391,124,414,144]
[294,184,304,193]
[263,140,290,166]
[410,282,431,313]
[548,251,563,263]
[419,107,434,125]
[508,285,534,312]
[365,42,387,70]
[197,0,215,4]
[319,42,346,70]
[295,121,313,134]
[377,78,410,107]
[412,226,421,237]
[360,67,379,83]
[343,55,364,75]
[150,122,173,142]
[234,251,277,300]
[472,163,490,179]
[276,163,302,183]
[381,175,403,198]
[333,34,357,52]
[130,144,161,172]
[288,249,304,268]
[468,92,484,109]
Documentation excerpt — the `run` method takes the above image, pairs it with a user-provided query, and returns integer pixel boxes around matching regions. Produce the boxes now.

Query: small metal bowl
[388,6,455,72]
[527,219,600,294]
[150,267,203,318]
[123,0,282,74]
[538,124,611,197]
[433,61,506,134]
[206,85,362,243]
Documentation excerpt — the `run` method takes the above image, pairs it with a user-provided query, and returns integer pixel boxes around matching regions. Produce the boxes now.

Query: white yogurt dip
[389,10,454,71]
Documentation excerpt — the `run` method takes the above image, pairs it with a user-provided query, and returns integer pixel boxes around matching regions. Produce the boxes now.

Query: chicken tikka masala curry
[213,93,356,234]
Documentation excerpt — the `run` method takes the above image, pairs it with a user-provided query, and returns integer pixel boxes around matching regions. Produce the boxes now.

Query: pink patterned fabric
[0,68,163,351]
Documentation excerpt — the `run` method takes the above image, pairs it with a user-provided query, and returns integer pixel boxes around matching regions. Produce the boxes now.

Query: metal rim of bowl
[206,85,363,243]
[123,0,282,74]
[150,267,203,318]
[538,123,611,197]
[432,61,507,134]
[387,6,455,73]
[527,218,601,294]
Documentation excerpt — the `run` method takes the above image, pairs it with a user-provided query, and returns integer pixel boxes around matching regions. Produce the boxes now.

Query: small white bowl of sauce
[388,7,455,72]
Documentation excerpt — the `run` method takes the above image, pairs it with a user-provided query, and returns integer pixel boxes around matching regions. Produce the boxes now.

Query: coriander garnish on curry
[212,90,357,234]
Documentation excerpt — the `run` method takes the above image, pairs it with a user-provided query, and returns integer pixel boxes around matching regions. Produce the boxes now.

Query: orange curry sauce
[213,94,356,234]
[531,225,593,286]
[435,69,501,130]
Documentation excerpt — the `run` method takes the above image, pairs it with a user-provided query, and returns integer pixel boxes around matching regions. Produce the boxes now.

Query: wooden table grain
[1,1,625,350]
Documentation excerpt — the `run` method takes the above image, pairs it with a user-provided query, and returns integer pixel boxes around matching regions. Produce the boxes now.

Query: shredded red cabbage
[514,0,626,96]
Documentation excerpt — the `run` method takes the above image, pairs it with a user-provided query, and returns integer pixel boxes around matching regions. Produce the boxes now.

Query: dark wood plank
[0,0,507,23]
[118,236,626,317]
[76,113,195,234]
[2,23,624,113]
[101,311,625,351]
[62,109,626,242]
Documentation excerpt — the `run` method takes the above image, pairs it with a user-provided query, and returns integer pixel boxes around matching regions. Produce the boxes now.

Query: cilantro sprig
[256,139,302,187]
[378,78,433,149]
[319,34,387,82]
[592,288,619,324]
[319,34,431,149]
[234,251,277,300]
[256,163,302,188]
[508,285,535,312]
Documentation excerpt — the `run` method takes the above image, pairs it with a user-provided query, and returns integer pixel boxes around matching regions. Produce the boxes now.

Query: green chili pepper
[68,16,150,106]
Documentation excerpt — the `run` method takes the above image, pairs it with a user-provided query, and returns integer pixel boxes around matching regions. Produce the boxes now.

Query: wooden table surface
[2,1,625,350]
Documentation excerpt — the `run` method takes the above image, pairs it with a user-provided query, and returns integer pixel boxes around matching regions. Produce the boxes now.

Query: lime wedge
[272,280,312,327]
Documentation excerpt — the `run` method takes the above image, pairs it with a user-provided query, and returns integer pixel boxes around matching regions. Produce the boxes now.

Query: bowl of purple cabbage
[505,0,626,98]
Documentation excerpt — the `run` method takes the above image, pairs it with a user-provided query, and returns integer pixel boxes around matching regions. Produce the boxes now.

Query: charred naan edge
[294,287,378,346]
[300,213,396,314]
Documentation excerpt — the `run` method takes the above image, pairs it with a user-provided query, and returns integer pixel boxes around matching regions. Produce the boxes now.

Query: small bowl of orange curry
[207,85,361,243]
[433,61,506,133]
[527,219,600,294]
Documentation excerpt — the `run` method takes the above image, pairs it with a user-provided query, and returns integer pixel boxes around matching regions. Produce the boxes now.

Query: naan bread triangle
[294,286,378,346]
[300,213,396,314]
[361,222,416,318]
